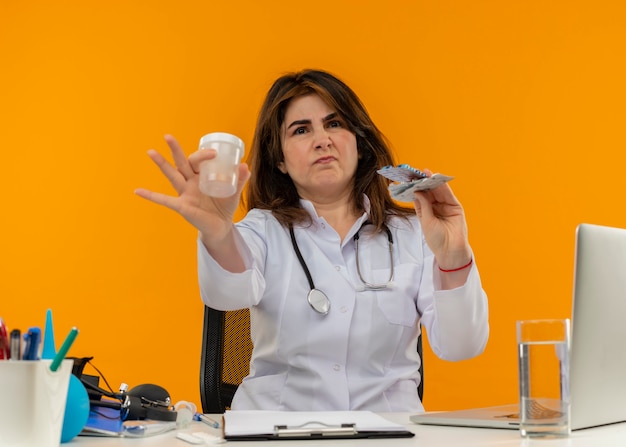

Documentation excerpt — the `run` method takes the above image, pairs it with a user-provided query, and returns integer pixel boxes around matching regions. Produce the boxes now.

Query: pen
[10,329,22,360]
[50,327,79,372]
[195,413,220,428]
[23,327,41,360]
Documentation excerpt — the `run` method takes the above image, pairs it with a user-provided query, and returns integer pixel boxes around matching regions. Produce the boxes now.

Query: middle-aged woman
[135,69,489,412]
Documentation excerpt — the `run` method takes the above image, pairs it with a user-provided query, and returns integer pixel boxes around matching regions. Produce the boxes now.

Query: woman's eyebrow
[322,112,338,123]
[286,119,311,130]
[286,113,339,130]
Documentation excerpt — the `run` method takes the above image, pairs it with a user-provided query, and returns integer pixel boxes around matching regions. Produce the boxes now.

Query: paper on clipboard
[223,410,414,440]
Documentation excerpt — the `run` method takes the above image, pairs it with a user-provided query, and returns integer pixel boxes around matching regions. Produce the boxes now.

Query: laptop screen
[569,223,626,429]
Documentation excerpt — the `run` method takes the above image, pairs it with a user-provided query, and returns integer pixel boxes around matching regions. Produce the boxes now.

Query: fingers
[146,149,189,194]
[236,163,251,194]
[412,192,432,221]
[134,188,180,213]
[428,182,461,207]
[411,167,434,220]
[411,167,463,218]
[188,148,218,173]
[164,134,196,180]
[417,167,460,206]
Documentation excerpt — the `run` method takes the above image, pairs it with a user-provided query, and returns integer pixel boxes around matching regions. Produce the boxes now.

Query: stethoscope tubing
[289,221,394,314]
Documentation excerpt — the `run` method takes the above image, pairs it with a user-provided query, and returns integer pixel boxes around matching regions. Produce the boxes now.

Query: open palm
[135,135,249,241]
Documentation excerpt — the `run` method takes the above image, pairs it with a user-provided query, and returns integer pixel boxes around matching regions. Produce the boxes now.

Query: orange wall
[2,1,626,412]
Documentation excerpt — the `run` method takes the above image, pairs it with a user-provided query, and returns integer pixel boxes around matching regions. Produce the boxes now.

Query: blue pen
[23,327,42,360]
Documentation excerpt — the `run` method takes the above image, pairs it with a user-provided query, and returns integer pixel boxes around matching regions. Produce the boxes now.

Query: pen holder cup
[0,360,73,447]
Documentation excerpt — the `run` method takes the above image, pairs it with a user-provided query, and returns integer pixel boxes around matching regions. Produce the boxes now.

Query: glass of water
[517,318,571,438]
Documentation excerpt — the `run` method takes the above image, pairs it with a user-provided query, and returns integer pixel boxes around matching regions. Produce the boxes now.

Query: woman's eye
[328,120,343,128]
[294,127,307,135]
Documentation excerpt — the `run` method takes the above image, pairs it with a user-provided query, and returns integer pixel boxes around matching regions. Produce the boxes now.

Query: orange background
[2,1,625,412]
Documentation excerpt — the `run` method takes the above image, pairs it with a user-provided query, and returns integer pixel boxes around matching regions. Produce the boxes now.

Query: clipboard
[222,410,415,441]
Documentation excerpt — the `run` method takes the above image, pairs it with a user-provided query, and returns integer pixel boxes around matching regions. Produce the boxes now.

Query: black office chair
[200,305,424,413]
[200,306,253,413]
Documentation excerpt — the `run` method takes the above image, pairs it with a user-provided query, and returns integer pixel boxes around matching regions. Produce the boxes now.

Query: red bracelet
[438,258,473,273]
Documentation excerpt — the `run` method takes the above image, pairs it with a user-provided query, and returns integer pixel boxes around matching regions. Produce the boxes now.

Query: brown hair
[245,69,413,231]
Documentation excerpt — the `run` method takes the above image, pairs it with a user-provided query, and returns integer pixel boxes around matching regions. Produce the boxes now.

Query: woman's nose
[314,129,332,149]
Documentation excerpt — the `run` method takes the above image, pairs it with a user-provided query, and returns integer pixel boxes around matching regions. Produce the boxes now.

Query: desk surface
[67,413,626,447]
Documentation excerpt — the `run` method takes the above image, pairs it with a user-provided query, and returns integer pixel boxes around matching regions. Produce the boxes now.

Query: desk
[67,413,626,446]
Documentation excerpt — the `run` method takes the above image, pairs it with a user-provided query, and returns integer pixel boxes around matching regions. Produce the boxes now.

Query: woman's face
[278,93,358,202]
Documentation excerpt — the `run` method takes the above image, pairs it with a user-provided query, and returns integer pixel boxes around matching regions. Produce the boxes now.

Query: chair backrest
[200,306,253,413]
[200,305,423,413]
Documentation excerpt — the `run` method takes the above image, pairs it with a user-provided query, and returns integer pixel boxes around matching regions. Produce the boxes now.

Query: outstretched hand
[134,135,250,241]
[411,169,472,271]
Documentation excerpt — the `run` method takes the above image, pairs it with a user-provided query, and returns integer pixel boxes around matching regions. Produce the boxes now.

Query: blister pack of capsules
[376,164,454,202]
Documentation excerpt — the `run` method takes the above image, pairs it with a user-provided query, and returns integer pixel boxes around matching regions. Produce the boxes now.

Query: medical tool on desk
[195,412,220,428]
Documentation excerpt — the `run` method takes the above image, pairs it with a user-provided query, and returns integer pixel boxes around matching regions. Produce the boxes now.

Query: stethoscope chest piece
[307,289,331,315]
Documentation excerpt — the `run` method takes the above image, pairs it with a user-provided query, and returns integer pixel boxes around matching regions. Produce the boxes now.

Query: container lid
[199,132,244,151]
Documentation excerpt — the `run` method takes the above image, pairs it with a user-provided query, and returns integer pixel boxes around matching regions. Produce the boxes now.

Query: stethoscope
[289,221,394,315]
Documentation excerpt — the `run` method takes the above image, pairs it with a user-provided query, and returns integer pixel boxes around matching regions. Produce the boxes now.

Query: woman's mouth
[315,156,335,164]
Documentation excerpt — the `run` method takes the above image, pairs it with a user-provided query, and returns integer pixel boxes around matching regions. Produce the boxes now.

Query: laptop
[411,223,626,430]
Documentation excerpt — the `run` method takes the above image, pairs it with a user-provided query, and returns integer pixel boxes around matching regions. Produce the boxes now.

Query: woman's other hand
[411,169,472,273]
